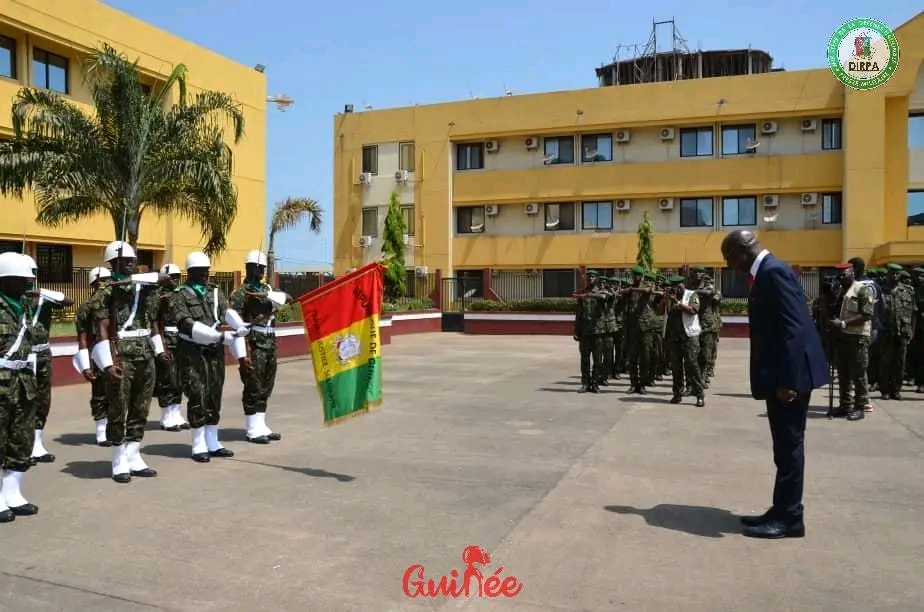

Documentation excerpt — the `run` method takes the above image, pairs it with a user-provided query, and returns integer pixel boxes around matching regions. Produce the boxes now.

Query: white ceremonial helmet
[0,252,36,279]
[160,263,181,275]
[185,251,211,269]
[22,254,37,270]
[89,266,111,284]
[103,240,136,262]
[245,250,268,266]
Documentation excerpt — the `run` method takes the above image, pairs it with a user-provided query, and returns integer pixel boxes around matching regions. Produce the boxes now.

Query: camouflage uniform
[608,278,626,379]
[878,266,916,398]
[654,276,670,382]
[597,280,617,386]
[664,282,704,402]
[75,290,109,425]
[574,284,608,392]
[866,269,885,389]
[696,275,722,383]
[22,292,65,463]
[834,280,874,416]
[912,269,924,391]
[625,271,660,393]
[155,285,184,422]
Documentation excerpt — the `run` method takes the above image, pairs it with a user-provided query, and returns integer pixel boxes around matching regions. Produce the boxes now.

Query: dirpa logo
[334,334,361,363]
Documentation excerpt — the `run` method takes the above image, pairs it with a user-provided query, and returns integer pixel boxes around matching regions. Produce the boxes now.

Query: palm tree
[0,44,244,255]
[267,197,322,280]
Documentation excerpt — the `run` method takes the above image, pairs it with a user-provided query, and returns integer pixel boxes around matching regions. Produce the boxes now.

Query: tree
[636,209,655,272]
[0,44,244,255]
[380,190,407,301]
[266,197,322,280]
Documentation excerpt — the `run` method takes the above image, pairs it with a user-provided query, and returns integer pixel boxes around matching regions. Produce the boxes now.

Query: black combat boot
[847,409,865,421]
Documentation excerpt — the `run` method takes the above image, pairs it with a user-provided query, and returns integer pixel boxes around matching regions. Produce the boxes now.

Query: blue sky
[104,1,918,270]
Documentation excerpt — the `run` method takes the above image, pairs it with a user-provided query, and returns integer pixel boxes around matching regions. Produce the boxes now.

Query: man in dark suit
[721,230,829,539]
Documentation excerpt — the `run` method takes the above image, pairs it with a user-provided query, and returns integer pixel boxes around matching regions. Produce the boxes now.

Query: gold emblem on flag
[334,334,361,364]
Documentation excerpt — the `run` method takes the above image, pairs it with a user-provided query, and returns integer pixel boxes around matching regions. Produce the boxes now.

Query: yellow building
[0,0,266,280]
[333,12,924,298]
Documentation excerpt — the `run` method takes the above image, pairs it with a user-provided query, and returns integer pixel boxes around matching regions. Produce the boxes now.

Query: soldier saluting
[828,262,874,420]
[155,262,188,432]
[73,266,112,446]
[573,270,609,393]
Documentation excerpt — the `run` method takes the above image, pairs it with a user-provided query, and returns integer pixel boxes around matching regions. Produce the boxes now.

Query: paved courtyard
[1,334,923,611]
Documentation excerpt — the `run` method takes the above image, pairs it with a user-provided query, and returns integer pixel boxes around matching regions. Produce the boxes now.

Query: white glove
[235,324,250,338]
[39,288,66,303]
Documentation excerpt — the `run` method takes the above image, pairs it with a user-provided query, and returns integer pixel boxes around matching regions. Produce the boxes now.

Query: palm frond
[270,197,322,236]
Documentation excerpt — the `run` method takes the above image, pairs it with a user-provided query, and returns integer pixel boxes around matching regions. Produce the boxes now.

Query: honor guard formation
[0,242,292,524]
[573,265,721,407]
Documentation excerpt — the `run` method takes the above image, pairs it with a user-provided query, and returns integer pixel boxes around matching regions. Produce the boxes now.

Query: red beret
[835,262,852,270]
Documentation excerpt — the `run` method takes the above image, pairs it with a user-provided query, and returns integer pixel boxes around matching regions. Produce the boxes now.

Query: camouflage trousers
[835,335,869,410]
[241,344,278,415]
[912,327,924,386]
[579,335,605,385]
[612,329,626,375]
[32,352,52,430]
[0,379,36,472]
[669,337,704,397]
[89,365,108,422]
[155,339,183,407]
[878,332,909,396]
[107,353,156,445]
[868,335,880,386]
[627,330,660,389]
[178,342,226,429]
[698,331,719,380]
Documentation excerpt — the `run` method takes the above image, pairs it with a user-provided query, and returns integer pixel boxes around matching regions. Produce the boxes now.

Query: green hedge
[467,297,749,315]
[273,297,436,323]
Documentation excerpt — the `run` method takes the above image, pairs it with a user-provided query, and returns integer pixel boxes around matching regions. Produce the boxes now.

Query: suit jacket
[748,254,830,399]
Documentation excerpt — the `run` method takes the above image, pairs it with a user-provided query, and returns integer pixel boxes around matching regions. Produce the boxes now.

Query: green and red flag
[298,262,384,426]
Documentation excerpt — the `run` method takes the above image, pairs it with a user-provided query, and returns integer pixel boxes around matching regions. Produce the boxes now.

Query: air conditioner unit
[403,234,412,246]
[525,137,539,149]
[660,127,675,141]
[615,199,631,211]
[800,119,817,132]
[801,193,819,206]
[414,266,429,276]
[524,203,539,215]
[485,140,499,152]
[762,194,780,208]
[358,172,372,185]
[615,130,631,143]
[395,170,409,182]
[359,236,372,248]
[760,121,779,135]
[485,204,499,216]
[658,198,674,210]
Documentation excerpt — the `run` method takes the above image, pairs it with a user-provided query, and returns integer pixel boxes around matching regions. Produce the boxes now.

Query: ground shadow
[537,387,582,393]
[219,428,249,442]
[139,443,189,459]
[235,459,355,482]
[715,393,753,399]
[617,396,672,405]
[53,433,97,447]
[755,408,833,419]
[60,460,111,480]
[604,504,741,538]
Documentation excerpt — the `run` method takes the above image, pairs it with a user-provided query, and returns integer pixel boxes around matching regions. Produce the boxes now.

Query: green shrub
[467,298,577,312]
[384,297,436,312]
[719,300,747,315]
[274,303,303,323]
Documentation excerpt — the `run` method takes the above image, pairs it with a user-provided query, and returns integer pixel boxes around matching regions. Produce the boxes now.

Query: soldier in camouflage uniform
[862,265,885,392]
[229,250,291,443]
[828,262,874,421]
[90,241,166,483]
[0,252,41,523]
[73,266,112,446]
[573,270,607,393]
[692,266,722,387]
[19,255,73,465]
[170,251,248,462]
[155,263,189,432]
[878,263,916,400]
[606,276,627,380]
[660,275,705,406]
[654,274,670,383]
[621,267,660,394]
[911,268,924,393]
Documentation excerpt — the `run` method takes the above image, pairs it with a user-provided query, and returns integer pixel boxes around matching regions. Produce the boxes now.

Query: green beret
[887,263,903,271]
[913,268,924,274]
[586,269,599,276]
[606,276,620,283]
[691,265,707,272]
[643,271,656,280]
[900,270,911,277]
[631,265,644,274]
[668,275,685,284]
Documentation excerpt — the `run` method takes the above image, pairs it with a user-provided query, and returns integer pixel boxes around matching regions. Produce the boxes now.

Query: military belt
[250,325,275,335]
[30,343,51,353]
[118,329,151,339]
[0,358,34,370]
[164,326,179,333]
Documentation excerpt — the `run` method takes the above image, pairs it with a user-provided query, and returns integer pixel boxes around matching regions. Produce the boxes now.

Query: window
[542,269,576,298]
[399,142,415,172]
[909,190,924,226]
[140,83,152,95]
[543,136,574,165]
[679,198,714,228]
[361,207,378,237]
[0,35,15,79]
[822,119,842,150]
[721,196,757,227]
[580,134,612,162]
[910,114,924,149]
[456,143,484,171]
[456,206,485,234]
[35,244,72,283]
[720,267,750,299]
[721,124,757,155]
[136,249,155,271]
[32,48,68,94]
[361,145,378,174]
[456,270,483,298]
[544,202,575,231]
[679,127,713,158]
[581,201,613,230]
[821,193,842,225]
[0,240,22,253]
[401,205,415,235]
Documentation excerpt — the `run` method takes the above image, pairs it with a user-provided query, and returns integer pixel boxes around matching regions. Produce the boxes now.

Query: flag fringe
[323,398,382,427]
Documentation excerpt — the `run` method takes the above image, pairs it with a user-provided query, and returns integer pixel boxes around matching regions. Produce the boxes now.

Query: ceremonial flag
[298,262,384,425]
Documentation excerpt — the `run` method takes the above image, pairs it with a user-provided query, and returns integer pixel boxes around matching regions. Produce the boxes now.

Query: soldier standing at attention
[660,276,705,406]
[878,263,916,400]
[621,267,656,394]
[229,250,291,443]
[654,274,670,383]
[171,251,249,461]
[607,276,627,381]
[73,266,112,446]
[573,270,606,393]
[90,241,166,483]
[693,266,722,387]
[828,262,873,421]
[856,261,884,395]
[912,268,924,394]
[20,255,73,465]
[156,263,188,432]
[0,252,41,522]
[596,276,617,387]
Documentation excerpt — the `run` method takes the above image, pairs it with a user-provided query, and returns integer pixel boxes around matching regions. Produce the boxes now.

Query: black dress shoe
[670,395,682,404]
[0,509,14,523]
[743,520,805,539]
[130,468,157,477]
[31,453,55,464]
[267,433,281,441]
[9,503,38,516]
[247,435,270,444]
[890,392,902,400]
[97,440,113,448]
[180,423,190,430]
[112,473,131,484]
[847,410,865,421]
[598,380,608,386]
[739,510,774,527]
[191,453,211,463]
[209,448,234,458]
[578,384,590,393]
[695,397,705,407]
[589,386,599,394]
[161,425,181,432]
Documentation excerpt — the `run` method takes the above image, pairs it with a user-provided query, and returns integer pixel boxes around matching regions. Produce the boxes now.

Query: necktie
[747,273,755,290]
